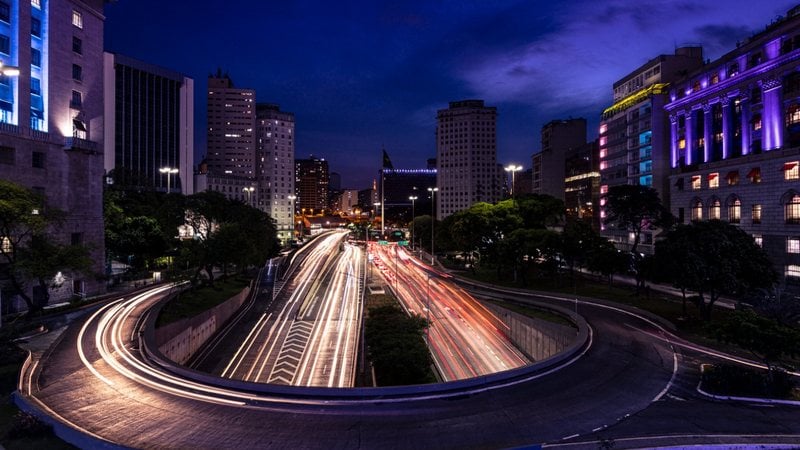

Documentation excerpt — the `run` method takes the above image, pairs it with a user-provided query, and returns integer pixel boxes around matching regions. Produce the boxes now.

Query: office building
[0,0,107,310]
[295,155,329,213]
[436,100,499,219]
[666,5,800,289]
[533,118,587,200]
[206,72,256,179]
[599,47,704,253]
[380,167,437,224]
[103,53,194,194]
[565,139,600,228]
[256,103,294,243]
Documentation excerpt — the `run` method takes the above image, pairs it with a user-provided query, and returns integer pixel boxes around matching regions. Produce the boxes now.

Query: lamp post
[159,167,179,193]
[373,202,381,238]
[242,186,255,206]
[408,195,417,251]
[288,195,296,239]
[504,164,522,198]
[427,187,438,265]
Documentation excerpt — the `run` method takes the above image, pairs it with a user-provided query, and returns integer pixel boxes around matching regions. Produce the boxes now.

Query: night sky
[104,0,795,189]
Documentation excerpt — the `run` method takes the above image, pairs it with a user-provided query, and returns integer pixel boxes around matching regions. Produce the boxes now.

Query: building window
[72,118,87,139]
[728,199,741,224]
[31,17,41,38]
[0,1,8,23]
[72,10,83,29]
[31,48,41,67]
[691,175,701,190]
[754,234,763,248]
[786,194,800,224]
[31,151,44,168]
[728,63,739,78]
[788,237,800,254]
[784,161,799,180]
[709,199,721,220]
[72,36,82,54]
[31,0,40,9]
[0,34,8,55]
[752,114,762,131]
[726,171,739,186]
[692,200,703,221]
[787,264,800,278]
[787,105,800,126]
[747,167,761,183]
[752,204,762,224]
[708,173,719,189]
[0,145,13,165]
[70,90,82,109]
[72,64,82,81]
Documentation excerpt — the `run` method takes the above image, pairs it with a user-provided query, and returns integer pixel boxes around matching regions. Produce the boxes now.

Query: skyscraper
[0,0,107,310]
[436,100,499,219]
[295,155,329,213]
[256,103,295,243]
[533,118,587,200]
[103,53,194,194]
[206,72,256,178]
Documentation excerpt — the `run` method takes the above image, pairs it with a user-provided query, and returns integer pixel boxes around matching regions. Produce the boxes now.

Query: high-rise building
[599,47,704,253]
[206,72,256,179]
[565,139,600,229]
[0,0,107,310]
[436,100,499,219]
[533,118,587,200]
[665,5,800,290]
[256,103,294,243]
[295,155,329,213]
[103,53,194,194]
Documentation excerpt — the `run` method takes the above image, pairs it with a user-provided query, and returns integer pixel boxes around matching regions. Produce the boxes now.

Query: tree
[586,239,629,286]
[655,220,778,321]
[0,180,93,313]
[603,184,670,255]
[365,305,433,385]
[515,194,564,229]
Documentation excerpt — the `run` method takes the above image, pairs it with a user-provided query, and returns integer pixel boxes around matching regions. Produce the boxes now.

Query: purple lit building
[666,5,800,289]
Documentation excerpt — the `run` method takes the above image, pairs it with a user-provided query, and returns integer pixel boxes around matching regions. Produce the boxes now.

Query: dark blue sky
[104,0,795,189]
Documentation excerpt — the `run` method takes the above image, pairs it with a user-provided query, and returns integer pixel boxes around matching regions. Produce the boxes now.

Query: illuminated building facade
[206,72,256,179]
[295,155,329,213]
[256,103,294,243]
[599,47,704,253]
[436,100,499,219]
[666,6,800,289]
[0,0,107,310]
[533,118,586,200]
[103,53,194,194]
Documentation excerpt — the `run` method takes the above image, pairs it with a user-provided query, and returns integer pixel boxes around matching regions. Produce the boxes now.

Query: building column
[720,96,731,160]
[761,78,783,151]
[669,114,679,168]
[703,103,713,163]
[685,111,694,165]
[740,96,751,155]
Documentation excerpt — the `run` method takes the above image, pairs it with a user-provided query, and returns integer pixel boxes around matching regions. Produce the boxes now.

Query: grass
[156,275,251,327]
[485,299,576,328]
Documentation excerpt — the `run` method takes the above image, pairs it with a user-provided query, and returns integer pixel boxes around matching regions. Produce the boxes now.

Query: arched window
[692,199,703,221]
[709,198,721,220]
[728,197,741,224]
[786,194,800,225]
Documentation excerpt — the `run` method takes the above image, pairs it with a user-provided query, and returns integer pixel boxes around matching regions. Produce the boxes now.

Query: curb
[697,364,800,407]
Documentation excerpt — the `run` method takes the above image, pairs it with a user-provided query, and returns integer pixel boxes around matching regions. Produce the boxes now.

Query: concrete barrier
[484,302,575,362]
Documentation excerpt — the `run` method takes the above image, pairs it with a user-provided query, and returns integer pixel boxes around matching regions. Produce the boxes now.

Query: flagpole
[381,165,385,238]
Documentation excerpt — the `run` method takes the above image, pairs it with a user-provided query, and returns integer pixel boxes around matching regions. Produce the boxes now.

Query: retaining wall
[155,285,250,365]
[484,302,576,362]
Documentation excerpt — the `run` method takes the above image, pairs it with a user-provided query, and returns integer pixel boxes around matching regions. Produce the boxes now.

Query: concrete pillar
[703,103,713,162]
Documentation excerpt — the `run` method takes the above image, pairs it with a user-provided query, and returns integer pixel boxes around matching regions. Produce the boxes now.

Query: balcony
[63,136,98,154]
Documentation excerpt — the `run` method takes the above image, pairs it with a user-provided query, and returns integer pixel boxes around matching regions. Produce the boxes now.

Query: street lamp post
[373,202,381,238]
[288,195,296,240]
[242,186,255,206]
[159,167,179,193]
[408,195,417,251]
[504,164,523,198]
[427,187,438,265]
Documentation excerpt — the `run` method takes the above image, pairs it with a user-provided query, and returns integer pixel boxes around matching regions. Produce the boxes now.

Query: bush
[4,412,52,440]
[702,364,796,399]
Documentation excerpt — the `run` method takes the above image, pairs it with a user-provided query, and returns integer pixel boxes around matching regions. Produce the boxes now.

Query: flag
[382,148,394,170]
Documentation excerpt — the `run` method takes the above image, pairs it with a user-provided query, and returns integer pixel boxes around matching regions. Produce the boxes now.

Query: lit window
[72,118,86,139]
[710,199,721,220]
[753,234,763,248]
[691,175,701,190]
[728,199,741,224]
[786,194,800,224]
[0,236,10,253]
[752,204,762,224]
[726,171,739,186]
[72,10,83,29]
[678,138,686,149]
[787,105,800,126]
[788,238,800,254]
[784,161,799,180]
[787,264,800,278]
[708,173,719,188]
[31,0,40,9]
[752,114,762,131]
[692,200,703,221]
[747,167,761,183]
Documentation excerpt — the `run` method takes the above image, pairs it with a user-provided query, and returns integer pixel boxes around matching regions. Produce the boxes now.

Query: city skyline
[105,0,795,188]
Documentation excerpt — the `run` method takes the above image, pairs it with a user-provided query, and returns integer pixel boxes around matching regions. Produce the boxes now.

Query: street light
[505,164,523,198]
[427,187,438,265]
[373,202,381,238]
[288,195,297,240]
[409,195,417,251]
[159,167,179,193]
[242,186,255,206]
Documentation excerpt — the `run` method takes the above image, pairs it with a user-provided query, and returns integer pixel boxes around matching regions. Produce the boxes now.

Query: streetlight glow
[159,167,179,193]
[409,195,417,251]
[427,187,438,265]
[504,164,523,197]
[242,186,255,206]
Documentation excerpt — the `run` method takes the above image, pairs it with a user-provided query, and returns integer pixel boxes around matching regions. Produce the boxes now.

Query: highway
[15,261,800,448]
[369,243,528,380]
[209,230,363,387]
